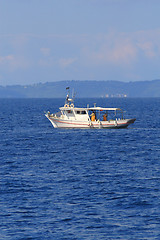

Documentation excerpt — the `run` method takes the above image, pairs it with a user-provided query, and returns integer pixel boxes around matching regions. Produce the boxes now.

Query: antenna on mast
[72,88,76,101]
[66,86,70,95]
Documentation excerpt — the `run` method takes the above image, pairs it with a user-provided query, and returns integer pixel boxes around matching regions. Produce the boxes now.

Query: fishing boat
[45,89,136,129]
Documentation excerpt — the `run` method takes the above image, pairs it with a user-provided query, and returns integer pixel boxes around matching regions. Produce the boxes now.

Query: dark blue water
[0,98,160,240]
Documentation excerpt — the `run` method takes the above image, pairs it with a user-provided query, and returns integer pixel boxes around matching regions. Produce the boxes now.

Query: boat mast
[65,87,74,107]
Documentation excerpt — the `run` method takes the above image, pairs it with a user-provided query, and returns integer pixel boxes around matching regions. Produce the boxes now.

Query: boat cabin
[60,106,89,121]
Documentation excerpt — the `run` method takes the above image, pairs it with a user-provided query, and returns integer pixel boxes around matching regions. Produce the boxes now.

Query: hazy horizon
[1,79,160,87]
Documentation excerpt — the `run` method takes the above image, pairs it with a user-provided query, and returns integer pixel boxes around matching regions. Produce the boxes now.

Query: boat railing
[54,111,61,118]
[48,111,62,118]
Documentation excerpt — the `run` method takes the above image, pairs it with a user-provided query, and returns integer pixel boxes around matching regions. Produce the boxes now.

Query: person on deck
[103,113,108,121]
[90,112,96,121]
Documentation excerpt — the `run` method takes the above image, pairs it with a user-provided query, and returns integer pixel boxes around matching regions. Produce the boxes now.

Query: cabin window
[67,110,73,114]
[76,110,86,115]
[81,111,86,114]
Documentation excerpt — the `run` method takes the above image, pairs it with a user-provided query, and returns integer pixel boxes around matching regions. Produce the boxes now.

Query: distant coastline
[0,80,160,98]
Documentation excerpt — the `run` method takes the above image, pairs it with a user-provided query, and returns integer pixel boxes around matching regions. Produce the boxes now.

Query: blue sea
[0,98,160,240]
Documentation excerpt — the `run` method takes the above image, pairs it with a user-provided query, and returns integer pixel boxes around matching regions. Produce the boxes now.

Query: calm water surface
[0,98,160,240]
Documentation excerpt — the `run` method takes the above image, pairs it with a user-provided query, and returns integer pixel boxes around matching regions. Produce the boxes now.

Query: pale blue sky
[0,0,160,85]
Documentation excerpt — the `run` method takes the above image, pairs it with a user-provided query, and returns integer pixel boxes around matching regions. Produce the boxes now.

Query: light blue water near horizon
[0,98,160,240]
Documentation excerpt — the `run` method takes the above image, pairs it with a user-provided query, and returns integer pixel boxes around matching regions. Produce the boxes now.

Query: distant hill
[0,80,160,98]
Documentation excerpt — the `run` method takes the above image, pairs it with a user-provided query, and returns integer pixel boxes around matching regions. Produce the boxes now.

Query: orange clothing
[103,114,107,121]
[91,114,95,121]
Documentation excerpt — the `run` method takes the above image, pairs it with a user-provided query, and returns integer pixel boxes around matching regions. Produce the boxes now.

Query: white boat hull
[45,90,136,129]
[46,115,136,129]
